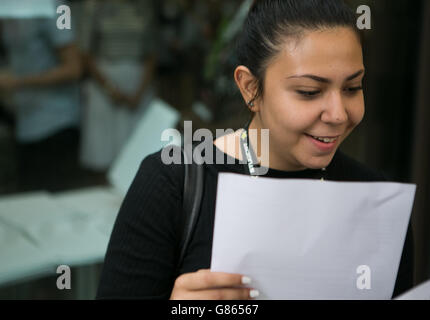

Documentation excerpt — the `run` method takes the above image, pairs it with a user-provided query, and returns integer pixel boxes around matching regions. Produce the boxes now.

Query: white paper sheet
[394,279,430,300]
[211,173,416,300]
[0,0,56,18]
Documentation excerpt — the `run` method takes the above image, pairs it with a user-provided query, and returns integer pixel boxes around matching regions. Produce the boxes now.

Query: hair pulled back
[236,0,361,102]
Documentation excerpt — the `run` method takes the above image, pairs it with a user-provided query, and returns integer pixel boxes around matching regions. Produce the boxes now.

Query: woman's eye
[345,86,363,93]
[296,90,320,97]
[296,86,363,98]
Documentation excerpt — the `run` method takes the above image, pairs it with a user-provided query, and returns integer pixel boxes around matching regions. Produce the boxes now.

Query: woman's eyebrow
[286,69,365,83]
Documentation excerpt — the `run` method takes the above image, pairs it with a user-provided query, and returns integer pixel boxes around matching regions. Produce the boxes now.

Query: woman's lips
[305,133,339,152]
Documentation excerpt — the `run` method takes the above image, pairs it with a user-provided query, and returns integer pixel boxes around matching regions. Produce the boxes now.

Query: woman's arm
[97,151,183,299]
[0,44,82,91]
[81,51,130,106]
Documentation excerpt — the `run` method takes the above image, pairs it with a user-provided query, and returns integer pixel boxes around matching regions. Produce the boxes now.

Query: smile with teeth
[309,135,338,143]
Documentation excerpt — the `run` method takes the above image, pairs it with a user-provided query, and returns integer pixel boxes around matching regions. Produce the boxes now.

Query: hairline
[252,25,362,102]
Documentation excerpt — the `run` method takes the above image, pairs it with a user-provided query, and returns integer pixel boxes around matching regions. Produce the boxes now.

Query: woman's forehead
[268,27,364,79]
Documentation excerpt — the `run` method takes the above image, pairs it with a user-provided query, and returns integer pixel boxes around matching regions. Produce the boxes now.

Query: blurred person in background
[0,0,82,192]
[78,0,158,172]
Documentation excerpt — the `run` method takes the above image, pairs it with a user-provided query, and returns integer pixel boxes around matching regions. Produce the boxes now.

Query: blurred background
[0,0,428,299]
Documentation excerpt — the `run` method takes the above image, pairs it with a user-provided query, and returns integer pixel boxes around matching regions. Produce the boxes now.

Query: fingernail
[241,276,252,285]
[249,289,259,298]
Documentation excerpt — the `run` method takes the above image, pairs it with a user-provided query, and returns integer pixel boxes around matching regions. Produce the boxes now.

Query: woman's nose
[321,91,348,124]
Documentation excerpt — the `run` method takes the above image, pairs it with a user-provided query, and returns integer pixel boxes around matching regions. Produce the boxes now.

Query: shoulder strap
[177,144,205,273]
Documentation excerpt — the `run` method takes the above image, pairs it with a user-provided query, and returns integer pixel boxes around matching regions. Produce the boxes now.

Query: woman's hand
[170,269,259,300]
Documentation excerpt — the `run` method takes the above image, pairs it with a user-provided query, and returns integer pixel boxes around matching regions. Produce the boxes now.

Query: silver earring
[248,100,254,107]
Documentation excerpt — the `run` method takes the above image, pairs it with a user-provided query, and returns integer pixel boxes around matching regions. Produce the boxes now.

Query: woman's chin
[301,153,336,170]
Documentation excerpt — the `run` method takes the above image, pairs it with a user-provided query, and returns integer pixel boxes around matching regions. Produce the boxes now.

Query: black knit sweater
[96,143,414,299]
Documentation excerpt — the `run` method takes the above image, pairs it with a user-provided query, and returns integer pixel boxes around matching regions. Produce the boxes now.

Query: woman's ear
[234,66,260,111]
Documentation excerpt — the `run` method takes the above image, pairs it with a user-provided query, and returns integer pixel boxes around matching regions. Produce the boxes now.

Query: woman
[0,1,82,192]
[78,0,157,171]
[97,0,414,300]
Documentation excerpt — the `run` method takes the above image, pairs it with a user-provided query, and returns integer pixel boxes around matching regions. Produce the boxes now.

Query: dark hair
[236,0,362,103]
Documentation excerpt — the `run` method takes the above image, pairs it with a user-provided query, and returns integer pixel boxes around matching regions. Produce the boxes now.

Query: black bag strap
[176,144,205,273]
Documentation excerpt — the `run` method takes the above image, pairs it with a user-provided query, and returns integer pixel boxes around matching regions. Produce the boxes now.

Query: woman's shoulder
[131,145,188,195]
[330,150,389,182]
[115,146,186,232]
[140,144,186,174]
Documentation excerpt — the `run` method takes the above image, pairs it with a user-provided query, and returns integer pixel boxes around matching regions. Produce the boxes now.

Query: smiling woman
[97,0,414,300]
[233,2,366,172]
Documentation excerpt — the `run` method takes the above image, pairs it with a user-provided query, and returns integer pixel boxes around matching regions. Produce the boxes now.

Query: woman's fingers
[180,287,258,300]
[175,269,248,291]
[170,269,260,300]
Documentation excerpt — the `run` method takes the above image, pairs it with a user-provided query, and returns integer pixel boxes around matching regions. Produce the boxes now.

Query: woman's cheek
[349,100,365,126]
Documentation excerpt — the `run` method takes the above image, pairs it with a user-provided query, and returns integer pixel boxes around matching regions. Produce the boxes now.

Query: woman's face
[257,27,365,171]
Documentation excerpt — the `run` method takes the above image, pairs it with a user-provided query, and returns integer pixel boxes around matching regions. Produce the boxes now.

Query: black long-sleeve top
[96,143,414,299]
